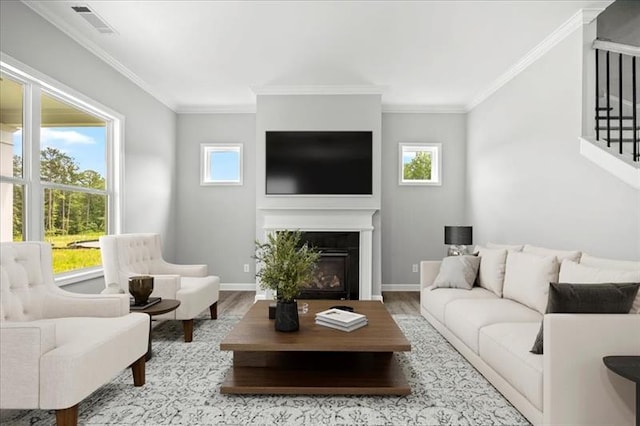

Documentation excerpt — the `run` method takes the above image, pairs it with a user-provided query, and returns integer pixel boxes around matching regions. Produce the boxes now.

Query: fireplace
[299,232,359,300]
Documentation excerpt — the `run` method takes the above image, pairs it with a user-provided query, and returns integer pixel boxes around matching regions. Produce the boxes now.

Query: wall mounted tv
[266,131,373,195]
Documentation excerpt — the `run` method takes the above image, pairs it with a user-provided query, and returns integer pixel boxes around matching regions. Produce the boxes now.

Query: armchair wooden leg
[183,319,194,342]
[131,354,145,386]
[56,404,78,426]
[210,301,218,319]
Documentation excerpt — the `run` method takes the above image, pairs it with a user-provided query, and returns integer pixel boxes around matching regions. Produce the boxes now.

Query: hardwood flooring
[217,291,420,316]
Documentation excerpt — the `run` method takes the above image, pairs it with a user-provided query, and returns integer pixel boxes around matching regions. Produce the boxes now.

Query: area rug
[3,314,530,425]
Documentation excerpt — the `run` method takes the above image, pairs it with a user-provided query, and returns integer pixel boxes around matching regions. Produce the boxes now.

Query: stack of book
[315,308,368,332]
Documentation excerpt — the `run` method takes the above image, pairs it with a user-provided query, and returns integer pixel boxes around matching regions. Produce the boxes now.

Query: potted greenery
[255,230,320,331]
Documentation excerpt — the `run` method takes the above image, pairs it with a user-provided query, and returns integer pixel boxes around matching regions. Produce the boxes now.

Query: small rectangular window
[201,143,243,185]
[399,143,441,186]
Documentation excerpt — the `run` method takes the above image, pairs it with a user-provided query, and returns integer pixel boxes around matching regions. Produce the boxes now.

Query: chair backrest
[100,233,166,288]
[0,242,55,322]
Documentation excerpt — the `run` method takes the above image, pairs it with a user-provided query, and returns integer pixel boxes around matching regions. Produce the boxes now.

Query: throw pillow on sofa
[530,282,640,354]
[523,244,581,263]
[559,259,640,313]
[432,255,481,290]
[474,246,507,297]
[502,251,560,314]
[580,253,640,271]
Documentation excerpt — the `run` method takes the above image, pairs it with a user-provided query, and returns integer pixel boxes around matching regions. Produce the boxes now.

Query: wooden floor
[218,291,420,317]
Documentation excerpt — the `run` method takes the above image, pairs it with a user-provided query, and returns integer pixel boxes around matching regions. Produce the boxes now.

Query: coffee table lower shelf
[220,351,410,395]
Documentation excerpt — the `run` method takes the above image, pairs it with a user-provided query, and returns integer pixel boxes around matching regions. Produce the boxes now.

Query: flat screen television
[266,131,372,195]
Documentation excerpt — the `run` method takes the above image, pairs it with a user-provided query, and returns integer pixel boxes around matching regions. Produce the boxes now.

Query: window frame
[398,142,442,186]
[0,55,124,285]
[200,143,243,186]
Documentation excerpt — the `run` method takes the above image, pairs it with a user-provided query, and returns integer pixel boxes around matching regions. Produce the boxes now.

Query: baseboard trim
[220,283,257,291]
[382,284,420,292]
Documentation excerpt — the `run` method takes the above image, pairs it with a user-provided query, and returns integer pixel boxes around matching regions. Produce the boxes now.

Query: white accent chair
[99,233,220,342]
[0,242,149,426]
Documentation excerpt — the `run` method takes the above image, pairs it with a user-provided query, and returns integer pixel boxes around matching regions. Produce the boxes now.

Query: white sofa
[420,244,640,426]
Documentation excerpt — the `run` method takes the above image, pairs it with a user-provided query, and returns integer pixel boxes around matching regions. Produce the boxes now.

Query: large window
[0,60,122,281]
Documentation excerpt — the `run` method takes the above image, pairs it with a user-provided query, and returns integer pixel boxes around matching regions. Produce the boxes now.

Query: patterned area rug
[3,314,530,425]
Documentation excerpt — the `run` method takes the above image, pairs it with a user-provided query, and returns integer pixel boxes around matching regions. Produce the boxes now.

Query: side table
[135,299,181,361]
[603,356,640,426]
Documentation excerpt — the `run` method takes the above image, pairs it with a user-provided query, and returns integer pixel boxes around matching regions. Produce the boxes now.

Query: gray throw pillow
[432,255,481,290]
[530,282,640,354]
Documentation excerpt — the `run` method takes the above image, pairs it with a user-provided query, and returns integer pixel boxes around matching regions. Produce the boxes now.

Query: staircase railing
[594,40,639,163]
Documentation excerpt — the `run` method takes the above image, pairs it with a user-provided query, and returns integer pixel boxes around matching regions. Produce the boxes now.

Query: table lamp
[444,226,473,256]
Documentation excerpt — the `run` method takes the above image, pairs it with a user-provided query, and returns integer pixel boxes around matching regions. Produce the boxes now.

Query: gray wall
[0,1,178,262]
[176,114,256,284]
[597,0,640,47]
[381,113,467,286]
[467,29,640,260]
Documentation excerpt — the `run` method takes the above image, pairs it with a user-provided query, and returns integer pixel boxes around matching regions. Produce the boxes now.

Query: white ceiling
[23,0,613,112]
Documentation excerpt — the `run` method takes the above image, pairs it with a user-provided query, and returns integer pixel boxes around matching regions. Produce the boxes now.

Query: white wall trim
[382,104,467,114]
[21,0,177,111]
[176,105,257,114]
[251,85,387,96]
[579,137,640,190]
[593,40,640,57]
[466,8,606,111]
[220,282,257,291]
[381,284,420,292]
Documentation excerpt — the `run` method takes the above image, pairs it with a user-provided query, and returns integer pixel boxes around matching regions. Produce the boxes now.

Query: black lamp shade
[444,226,473,245]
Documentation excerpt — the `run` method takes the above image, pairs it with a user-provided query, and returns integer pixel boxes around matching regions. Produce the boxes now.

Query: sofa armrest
[43,289,130,318]
[153,260,207,277]
[420,261,441,290]
[148,274,181,300]
[0,321,56,408]
[543,313,640,425]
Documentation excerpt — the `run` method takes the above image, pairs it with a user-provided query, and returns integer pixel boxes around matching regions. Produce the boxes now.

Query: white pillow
[503,251,560,314]
[560,259,640,314]
[432,255,481,290]
[523,244,581,263]
[486,242,523,252]
[580,254,640,271]
[474,246,508,296]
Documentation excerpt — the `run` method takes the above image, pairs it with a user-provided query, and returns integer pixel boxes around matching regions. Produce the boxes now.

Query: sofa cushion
[444,298,541,353]
[503,252,560,314]
[530,282,640,354]
[432,255,480,290]
[486,242,523,252]
[523,245,581,263]
[479,322,543,410]
[474,246,508,297]
[421,285,497,323]
[580,254,640,271]
[559,260,640,314]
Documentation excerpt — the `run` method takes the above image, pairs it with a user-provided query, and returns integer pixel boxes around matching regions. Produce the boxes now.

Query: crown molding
[21,0,177,111]
[176,104,257,114]
[466,7,607,111]
[382,104,467,114]
[251,85,387,96]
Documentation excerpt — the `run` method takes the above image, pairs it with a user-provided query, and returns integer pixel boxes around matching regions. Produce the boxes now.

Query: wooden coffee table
[220,300,411,395]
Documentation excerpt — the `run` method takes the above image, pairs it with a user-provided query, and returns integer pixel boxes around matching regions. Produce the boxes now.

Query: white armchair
[99,233,220,342]
[0,242,149,426]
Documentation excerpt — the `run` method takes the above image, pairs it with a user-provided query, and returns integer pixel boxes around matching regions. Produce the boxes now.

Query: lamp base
[447,245,469,256]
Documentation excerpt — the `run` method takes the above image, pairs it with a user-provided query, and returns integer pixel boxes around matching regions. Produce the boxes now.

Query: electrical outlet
[243,263,250,273]
[412,264,418,273]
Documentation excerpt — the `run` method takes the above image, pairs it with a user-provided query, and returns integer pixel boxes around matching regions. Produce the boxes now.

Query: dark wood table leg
[636,382,639,426]
[145,315,152,361]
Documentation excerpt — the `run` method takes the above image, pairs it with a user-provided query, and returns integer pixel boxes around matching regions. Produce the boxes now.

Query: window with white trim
[200,143,243,185]
[0,61,122,279]
[399,143,442,186]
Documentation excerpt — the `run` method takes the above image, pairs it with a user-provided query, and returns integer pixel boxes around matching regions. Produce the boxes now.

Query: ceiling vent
[71,5,116,34]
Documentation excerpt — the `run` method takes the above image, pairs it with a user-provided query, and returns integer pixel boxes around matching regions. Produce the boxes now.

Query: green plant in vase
[255,230,320,331]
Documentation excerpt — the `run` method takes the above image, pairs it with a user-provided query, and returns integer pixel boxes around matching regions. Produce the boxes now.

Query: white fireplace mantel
[257,208,377,301]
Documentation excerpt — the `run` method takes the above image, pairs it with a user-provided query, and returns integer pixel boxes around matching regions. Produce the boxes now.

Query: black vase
[275,300,299,332]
